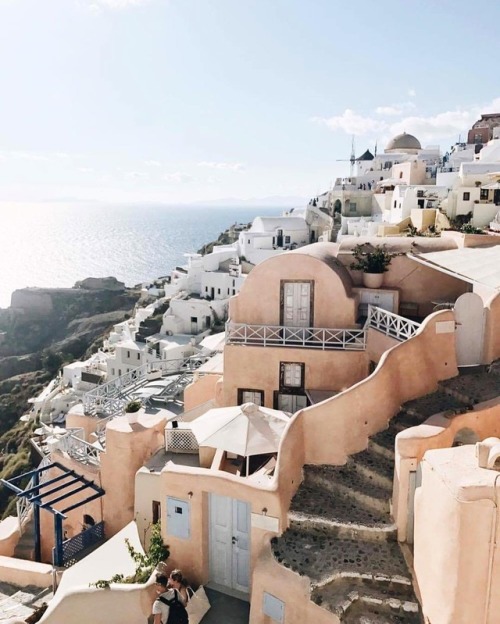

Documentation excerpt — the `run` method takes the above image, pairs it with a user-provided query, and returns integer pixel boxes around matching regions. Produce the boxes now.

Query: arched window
[83,514,95,527]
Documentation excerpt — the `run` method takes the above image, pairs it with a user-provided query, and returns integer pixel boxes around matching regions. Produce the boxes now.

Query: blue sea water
[0,204,282,309]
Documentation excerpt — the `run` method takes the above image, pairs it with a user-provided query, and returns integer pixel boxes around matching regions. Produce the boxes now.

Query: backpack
[159,589,189,624]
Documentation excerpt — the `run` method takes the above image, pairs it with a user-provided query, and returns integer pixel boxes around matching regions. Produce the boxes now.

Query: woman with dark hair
[168,569,193,607]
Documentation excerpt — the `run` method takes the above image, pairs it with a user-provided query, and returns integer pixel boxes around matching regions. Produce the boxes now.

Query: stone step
[439,373,500,405]
[304,465,392,513]
[312,576,419,622]
[403,389,470,419]
[341,602,421,624]
[350,450,394,490]
[271,532,412,586]
[368,427,398,460]
[290,484,395,537]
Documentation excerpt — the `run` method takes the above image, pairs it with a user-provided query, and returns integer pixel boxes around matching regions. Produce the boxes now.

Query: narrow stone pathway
[271,365,500,623]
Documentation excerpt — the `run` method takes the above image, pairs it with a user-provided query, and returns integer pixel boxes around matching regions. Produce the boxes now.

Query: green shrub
[91,522,169,588]
[124,399,142,413]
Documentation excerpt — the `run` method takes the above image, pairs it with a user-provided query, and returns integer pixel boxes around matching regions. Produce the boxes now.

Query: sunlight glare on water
[0,203,281,308]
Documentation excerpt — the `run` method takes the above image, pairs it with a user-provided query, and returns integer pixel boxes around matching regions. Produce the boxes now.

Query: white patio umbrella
[190,402,290,476]
[482,181,500,190]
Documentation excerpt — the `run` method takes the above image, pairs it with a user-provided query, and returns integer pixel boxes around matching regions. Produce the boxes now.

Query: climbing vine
[92,523,169,588]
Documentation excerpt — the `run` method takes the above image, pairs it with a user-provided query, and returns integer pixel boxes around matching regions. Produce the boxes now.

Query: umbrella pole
[246,455,249,477]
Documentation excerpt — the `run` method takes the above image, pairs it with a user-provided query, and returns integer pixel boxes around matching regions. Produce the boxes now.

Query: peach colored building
[4,236,500,623]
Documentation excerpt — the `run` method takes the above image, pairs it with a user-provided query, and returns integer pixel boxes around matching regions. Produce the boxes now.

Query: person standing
[152,573,188,624]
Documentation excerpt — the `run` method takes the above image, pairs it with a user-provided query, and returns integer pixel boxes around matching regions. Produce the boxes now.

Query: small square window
[463,192,470,201]
[281,362,304,388]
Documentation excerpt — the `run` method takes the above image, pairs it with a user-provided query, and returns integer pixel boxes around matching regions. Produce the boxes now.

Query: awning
[409,246,500,290]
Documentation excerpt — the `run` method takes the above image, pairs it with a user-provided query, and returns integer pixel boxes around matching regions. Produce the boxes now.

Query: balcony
[225,321,366,350]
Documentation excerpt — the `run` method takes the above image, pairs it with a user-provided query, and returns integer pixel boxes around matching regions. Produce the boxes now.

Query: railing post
[54,514,64,567]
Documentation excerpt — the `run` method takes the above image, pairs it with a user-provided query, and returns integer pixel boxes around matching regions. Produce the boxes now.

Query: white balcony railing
[83,355,209,416]
[225,321,366,351]
[56,433,102,466]
[365,305,420,341]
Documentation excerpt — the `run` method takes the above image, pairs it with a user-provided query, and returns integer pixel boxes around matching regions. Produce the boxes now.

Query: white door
[283,282,311,328]
[209,494,250,594]
[454,293,485,366]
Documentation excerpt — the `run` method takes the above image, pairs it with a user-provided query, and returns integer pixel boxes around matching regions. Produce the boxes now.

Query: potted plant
[350,243,399,288]
[124,399,142,424]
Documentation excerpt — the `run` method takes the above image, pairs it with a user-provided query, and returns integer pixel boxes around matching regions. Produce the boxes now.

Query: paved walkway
[201,588,249,624]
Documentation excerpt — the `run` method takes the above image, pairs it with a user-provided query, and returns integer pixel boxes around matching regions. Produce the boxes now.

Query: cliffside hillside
[0,280,141,517]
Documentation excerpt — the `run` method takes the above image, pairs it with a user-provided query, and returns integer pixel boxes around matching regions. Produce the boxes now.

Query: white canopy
[190,402,290,457]
[482,181,500,190]
[410,246,500,290]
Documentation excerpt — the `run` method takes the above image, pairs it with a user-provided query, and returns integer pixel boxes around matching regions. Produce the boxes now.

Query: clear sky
[1,0,499,205]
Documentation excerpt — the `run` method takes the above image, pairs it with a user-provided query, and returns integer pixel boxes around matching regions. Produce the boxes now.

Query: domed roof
[385,132,421,151]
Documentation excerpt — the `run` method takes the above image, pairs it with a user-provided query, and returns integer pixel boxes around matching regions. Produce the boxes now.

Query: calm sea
[0,204,282,309]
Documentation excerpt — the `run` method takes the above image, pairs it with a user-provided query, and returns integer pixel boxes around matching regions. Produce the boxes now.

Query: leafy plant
[460,223,485,234]
[92,522,169,588]
[350,244,400,274]
[124,399,142,413]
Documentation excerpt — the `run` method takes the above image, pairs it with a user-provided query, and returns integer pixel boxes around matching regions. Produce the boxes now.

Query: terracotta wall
[249,542,339,624]
[229,248,357,328]
[184,374,221,411]
[336,254,469,317]
[414,453,497,624]
[483,291,500,364]
[222,345,369,408]
[154,464,288,590]
[393,400,500,542]
[38,583,153,624]
[38,454,103,563]
[295,311,457,466]
[0,556,52,588]
[100,414,166,538]
[0,517,19,557]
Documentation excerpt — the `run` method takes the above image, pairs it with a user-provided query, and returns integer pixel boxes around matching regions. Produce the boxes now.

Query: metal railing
[83,356,204,415]
[17,455,51,532]
[225,321,366,351]
[365,305,420,341]
[56,433,102,466]
[55,521,105,568]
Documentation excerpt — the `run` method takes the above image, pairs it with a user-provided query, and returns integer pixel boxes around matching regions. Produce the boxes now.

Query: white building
[237,215,310,264]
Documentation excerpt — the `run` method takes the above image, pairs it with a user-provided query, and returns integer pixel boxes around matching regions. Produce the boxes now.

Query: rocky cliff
[0,281,140,517]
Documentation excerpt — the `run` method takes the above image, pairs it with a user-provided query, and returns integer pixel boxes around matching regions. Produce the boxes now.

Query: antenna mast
[349,136,355,178]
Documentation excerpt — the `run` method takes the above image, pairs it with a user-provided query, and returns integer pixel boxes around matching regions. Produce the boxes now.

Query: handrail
[83,354,208,416]
[225,321,366,351]
[56,433,102,466]
[365,305,420,341]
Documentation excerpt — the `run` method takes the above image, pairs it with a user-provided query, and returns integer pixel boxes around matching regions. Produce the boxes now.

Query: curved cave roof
[289,242,353,293]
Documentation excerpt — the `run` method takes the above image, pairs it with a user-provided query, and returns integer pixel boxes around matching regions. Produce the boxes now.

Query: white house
[237,215,310,264]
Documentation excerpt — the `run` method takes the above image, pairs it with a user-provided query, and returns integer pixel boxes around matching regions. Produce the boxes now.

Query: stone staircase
[14,516,36,561]
[271,366,500,623]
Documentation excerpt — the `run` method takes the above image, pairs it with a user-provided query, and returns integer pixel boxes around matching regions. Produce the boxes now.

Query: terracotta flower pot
[363,272,384,288]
